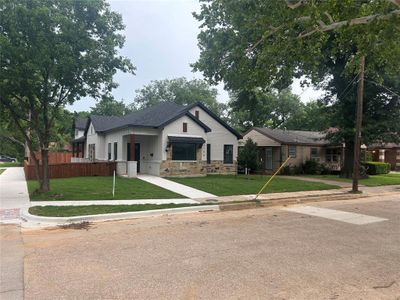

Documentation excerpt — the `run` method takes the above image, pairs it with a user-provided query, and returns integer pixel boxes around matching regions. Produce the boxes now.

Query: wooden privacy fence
[24,161,117,180]
[28,151,72,165]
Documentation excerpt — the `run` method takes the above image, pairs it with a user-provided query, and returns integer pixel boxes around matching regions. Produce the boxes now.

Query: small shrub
[302,160,323,175]
[363,161,391,175]
[281,165,293,175]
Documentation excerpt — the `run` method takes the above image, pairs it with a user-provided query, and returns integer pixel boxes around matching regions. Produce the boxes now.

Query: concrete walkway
[31,198,199,207]
[278,175,354,188]
[138,174,217,199]
[0,167,30,224]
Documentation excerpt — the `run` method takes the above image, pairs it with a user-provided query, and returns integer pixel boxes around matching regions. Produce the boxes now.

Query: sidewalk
[138,174,216,198]
[0,167,30,224]
[278,175,354,188]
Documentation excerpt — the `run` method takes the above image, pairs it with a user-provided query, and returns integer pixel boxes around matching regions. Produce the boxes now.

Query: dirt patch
[58,221,93,231]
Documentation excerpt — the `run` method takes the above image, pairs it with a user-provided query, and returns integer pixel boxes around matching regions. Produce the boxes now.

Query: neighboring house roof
[74,118,88,130]
[369,143,400,149]
[79,102,241,138]
[251,127,328,146]
[71,136,86,143]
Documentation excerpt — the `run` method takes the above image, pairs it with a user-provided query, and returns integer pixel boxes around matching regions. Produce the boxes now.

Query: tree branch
[299,10,400,38]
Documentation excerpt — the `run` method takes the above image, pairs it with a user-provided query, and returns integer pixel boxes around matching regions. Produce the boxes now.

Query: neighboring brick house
[369,143,400,171]
[240,127,343,173]
[72,102,242,177]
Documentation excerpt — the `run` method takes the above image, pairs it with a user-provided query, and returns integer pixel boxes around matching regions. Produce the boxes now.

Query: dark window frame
[195,110,199,119]
[223,144,233,164]
[183,122,188,132]
[207,144,211,164]
[108,143,112,160]
[113,142,118,160]
[172,143,197,161]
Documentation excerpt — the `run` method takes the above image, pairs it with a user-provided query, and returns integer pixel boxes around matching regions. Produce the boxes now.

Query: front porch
[117,133,162,177]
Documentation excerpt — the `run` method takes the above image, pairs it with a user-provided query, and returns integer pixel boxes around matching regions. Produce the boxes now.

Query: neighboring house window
[326,149,339,162]
[224,145,233,164]
[75,129,78,137]
[172,144,197,161]
[108,143,111,160]
[311,147,319,160]
[207,144,211,164]
[90,126,94,134]
[113,142,117,160]
[183,122,187,133]
[195,110,199,119]
[288,145,297,158]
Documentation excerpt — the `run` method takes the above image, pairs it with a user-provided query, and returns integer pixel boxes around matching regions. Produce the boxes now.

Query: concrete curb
[219,193,369,211]
[20,205,220,227]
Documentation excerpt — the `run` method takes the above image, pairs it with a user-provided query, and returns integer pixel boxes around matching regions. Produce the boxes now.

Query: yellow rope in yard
[254,156,292,201]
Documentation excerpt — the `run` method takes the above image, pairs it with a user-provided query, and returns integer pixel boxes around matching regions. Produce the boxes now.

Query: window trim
[223,144,233,164]
[195,110,199,119]
[183,122,187,133]
[207,144,211,164]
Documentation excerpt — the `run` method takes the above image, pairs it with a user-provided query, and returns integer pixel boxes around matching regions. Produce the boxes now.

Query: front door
[265,147,273,170]
[127,143,141,173]
[134,143,140,173]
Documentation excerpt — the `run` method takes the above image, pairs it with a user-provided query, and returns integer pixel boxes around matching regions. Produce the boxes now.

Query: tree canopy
[194,0,400,175]
[90,94,131,116]
[131,77,226,115]
[0,0,134,191]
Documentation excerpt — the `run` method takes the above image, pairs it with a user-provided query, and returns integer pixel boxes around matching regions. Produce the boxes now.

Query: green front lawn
[0,169,5,175]
[0,162,21,167]
[29,203,200,217]
[305,173,400,187]
[168,175,339,196]
[28,176,184,201]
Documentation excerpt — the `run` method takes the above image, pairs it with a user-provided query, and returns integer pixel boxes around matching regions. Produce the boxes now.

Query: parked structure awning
[71,136,86,143]
[168,136,205,145]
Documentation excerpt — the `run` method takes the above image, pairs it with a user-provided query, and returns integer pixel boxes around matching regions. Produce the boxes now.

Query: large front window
[172,143,197,161]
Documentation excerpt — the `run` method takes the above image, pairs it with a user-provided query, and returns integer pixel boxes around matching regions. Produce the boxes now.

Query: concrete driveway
[21,194,400,299]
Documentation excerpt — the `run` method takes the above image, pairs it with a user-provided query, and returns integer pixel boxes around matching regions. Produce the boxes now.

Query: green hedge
[363,161,391,175]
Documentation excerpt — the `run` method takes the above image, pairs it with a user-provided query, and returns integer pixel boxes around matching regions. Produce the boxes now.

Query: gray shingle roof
[74,118,88,130]
[81,102,215,134]
[253,127,328,145]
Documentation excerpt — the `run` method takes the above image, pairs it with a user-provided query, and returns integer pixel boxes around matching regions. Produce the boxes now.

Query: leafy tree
[284,100,332,131]
[0,0,135,192]
[131,77,226,115]
[228,88,314,132]
[91,94,130,116]
[238,138,259,172]
[193,0,400,177]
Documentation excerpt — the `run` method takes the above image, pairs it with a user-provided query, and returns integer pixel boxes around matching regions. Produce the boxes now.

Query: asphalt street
[19,193,400,300]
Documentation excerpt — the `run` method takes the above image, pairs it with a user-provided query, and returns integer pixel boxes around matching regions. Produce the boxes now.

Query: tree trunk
[341,141,354,178]
[39,148,50,192]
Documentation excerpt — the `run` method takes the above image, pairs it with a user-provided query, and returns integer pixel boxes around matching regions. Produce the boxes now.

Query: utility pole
[352,55,365,193]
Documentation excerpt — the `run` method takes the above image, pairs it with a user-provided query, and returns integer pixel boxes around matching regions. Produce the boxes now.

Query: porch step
[137,175,217,199]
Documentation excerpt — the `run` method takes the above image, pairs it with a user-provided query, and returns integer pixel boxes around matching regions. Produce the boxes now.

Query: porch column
[72,143,75,157]
[129,134,135,161]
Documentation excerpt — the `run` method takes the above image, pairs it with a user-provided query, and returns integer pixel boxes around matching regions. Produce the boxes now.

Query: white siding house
[72,102,242,177]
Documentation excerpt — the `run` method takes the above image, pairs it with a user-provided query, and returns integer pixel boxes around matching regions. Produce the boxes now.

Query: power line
[364,79,400,98]
[336,73,360,100]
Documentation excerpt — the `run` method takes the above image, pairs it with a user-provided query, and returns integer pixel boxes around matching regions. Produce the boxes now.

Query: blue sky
[68,0,323,112]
